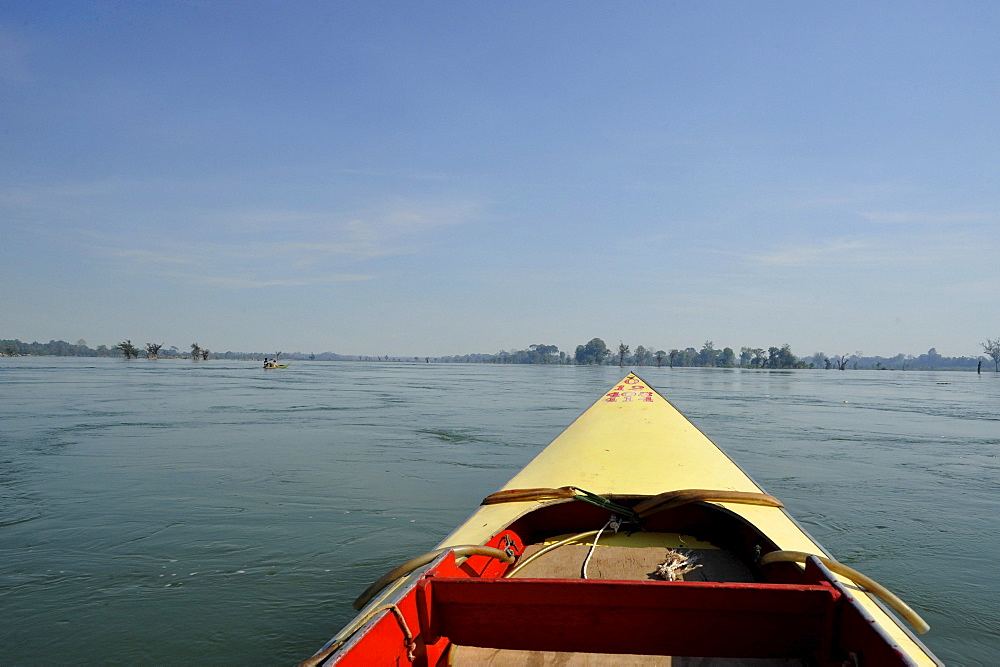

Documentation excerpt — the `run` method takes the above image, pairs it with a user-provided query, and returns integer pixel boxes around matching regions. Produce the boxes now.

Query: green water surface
[1,358,997,664]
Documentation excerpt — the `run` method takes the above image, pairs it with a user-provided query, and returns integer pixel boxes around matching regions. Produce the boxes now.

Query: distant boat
[263,362,289,369]
[302,373,939,666]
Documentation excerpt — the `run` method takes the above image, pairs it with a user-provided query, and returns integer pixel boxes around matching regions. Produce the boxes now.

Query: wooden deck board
[509,541,756,583]
[449,646,804,666]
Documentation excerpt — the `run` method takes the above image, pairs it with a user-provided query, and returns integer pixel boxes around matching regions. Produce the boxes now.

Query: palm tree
[145,343,163,359]
[191,343,201,360]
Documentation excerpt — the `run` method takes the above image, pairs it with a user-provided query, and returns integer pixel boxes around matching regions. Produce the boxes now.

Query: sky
[2,1,998,358]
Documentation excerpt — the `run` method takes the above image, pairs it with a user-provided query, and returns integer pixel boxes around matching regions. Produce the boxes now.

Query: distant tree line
[440,339,990,371]
[566,339,801,368]
[2,336,996,371]
[0,339,237,360]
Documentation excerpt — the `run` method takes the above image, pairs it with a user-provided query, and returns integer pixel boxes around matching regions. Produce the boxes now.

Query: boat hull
[305,373,940,666]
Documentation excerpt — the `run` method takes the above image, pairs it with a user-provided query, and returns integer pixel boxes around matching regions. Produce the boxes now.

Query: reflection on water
[1,358,997,663]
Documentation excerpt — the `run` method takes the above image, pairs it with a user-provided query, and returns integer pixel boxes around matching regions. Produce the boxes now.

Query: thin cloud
[858,209,997,226]
[89,246,196,265]
[68,196,480,288]
[740,232,993,271]
[743,239,870,267]
[340,199,480,242]
[169,272,376,289]
[204,240,405,262]
[87,239,385,287]
[166,197,479,249]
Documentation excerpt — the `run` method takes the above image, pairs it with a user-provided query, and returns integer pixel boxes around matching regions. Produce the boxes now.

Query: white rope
[581,515,618,579]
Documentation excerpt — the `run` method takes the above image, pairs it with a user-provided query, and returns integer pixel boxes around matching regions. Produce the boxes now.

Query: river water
[1,357,997,664]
